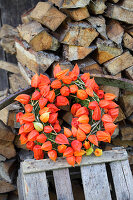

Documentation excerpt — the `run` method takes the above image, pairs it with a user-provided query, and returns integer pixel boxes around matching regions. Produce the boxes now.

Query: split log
[127,27,133,37]
[106,20,124,45]
[76,57,103,74]
[21,8,33,24]
[104,51,133,75]
[18,62,33,85]
[0,24,19,54]
[63,7,90,21]
[121,126,133,141]
[112,138,133,148]
[0,179,16,193]
[127,114,133,124]
[48,0,91,8]
[9,74,28,93]
[115,107,126,122]
[120,93,133,117]
[17,21,59,51]
[109,0,119,3]
[89,0,107,15]
[0,61,20,74]
[15,39,59,73]
[0,108,9,125]
[63,112,73,126]
[95,39,123,64]
[63,45,96,61]
[30,2,67,31]
[123,33,133,51]
[105,3,133,24]
[59,22,99,47]
[14,135,27,150]
[0,120,15,142]
[119,0,133,11]
[125,66,133,80]
[0,140,16,159]
[87,16,107,39]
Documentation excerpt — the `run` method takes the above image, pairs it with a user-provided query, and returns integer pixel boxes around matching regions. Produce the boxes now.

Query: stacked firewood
[0,0,133,197]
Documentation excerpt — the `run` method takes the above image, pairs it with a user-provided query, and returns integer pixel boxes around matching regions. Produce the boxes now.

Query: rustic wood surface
[22,149,128,174]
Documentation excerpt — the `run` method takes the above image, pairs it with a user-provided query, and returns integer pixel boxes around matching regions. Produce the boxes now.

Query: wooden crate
[18,149,133,200]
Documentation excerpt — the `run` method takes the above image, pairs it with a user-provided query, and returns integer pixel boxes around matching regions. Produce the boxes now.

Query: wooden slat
[22,149,128,174]
[23,171,49,200]
[110,160,133,200]
[53,168,74,200]
[81,163,111,200]
[17,169,24,200]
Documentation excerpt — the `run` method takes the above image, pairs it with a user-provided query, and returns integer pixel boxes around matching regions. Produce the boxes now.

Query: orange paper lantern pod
[104,123,117,136]
[63,147,74,157]
[81,73,90,83]
[36,134,47,143]
[58,145,67,153]
[31,73,40,88]
[33,145,44,160]
[96,131,111,143]
[39,84,50,97]
[18,125,25,135]
[47,104,60,113]
[60,86,70,96]
[77,128,86,141]
[56,69,69,80]
[24,104,33,113]
[86,87,94,97]
[96,90,104,99]
[55,134,69,144]
[72,126,78,137]
[15,94,30,105]
[99,100,110,108]
[70,85,78,94]
[28,130,39,141]
[44,126,53,133]
[108,108,119,118]
[53,63,61,78]
[104,93,116,101]
[20,134,28,144]
[71,140,82,152]
[39,97,48,109]
[40,112,50,123]
[39,74,50,85]
[83,141,90,149]
[56,96,69,107]
[94,148,102,157]
[31,90,41,100]
[54,123,61,133]
[51,80,62,89]
[88,135,98,146]
[39,107,49,115]
[71,103,81,116]
[78,115,89,124]
[107,101,119,109]
[75,156,82,165]
[69,64,79,81]
[62,76,72,84]
[26,141,35,150]
[74,150,86,157]
[88,101,98,110]
[22,113,35,123]
[48,113,58,124]
[92,106,101,121]
[16,112,23,123]
[46,90,55,103]
[64,127,72,138]
[77,90,88,100]
[41,141,52,151]
[102,114,113,123]
[48,150,57,161]
[66,156,75,167]
[71,118,79,129]
[78,124,91,134]
[75,107,89,117]
[24,123,34,133]
[85,78,96,90]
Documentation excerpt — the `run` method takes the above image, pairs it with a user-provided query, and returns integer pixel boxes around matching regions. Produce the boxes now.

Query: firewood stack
[0,0,133,198]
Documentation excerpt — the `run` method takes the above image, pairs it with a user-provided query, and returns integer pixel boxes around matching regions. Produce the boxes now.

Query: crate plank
[53,168,74,200]
[17,169,24,200]
[23,171,49,200]
[22,149,128,174]
[110,160,133,200]
[81,163,111,200]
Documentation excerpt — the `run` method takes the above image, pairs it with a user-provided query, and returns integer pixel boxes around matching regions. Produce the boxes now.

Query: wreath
[15,64,119,166]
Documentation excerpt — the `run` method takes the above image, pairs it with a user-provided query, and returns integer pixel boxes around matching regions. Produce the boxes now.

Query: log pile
[0,0,133,197]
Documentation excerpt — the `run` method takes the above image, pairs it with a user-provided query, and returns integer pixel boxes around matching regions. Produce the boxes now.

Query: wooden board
[81,163,111,200]
[110,160,133,199]
[53,168,74,200]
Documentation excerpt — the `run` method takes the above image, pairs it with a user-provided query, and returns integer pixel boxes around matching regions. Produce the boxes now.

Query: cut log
[0,108,9,125]
[105,3,133,24]
[120,93,133,117]
[0,120,15,142]
[17,21,59,51]
[63,112,73,126]
[106,20,124,45]
[119,0,133,11]
[109,0,119,3]
[0,61,20,74]
[104,51,133,75]
[18,62,33,85]
[59,22,99,47]
[127,27,133,37]
[0,179,16,193]
[30,2,67,31]
[115,107,126,122]
[89,0,107,15]
[0,140,16,159]
[112,138,133,148]
[127,114,133,124]
[121,126,133,141]
[0,24,19,54]
[125,66,133,80]
[14,135,27,150]
[9,74,28,93]
[15,39,59,74]
[76,57,103,74]
[87,16,107,39]
[63,7,90,21]
[123,33,133,51]
[63,45,96,61]
[48,0,91,8]
[95,39,123,64]
[21,8,33,24]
